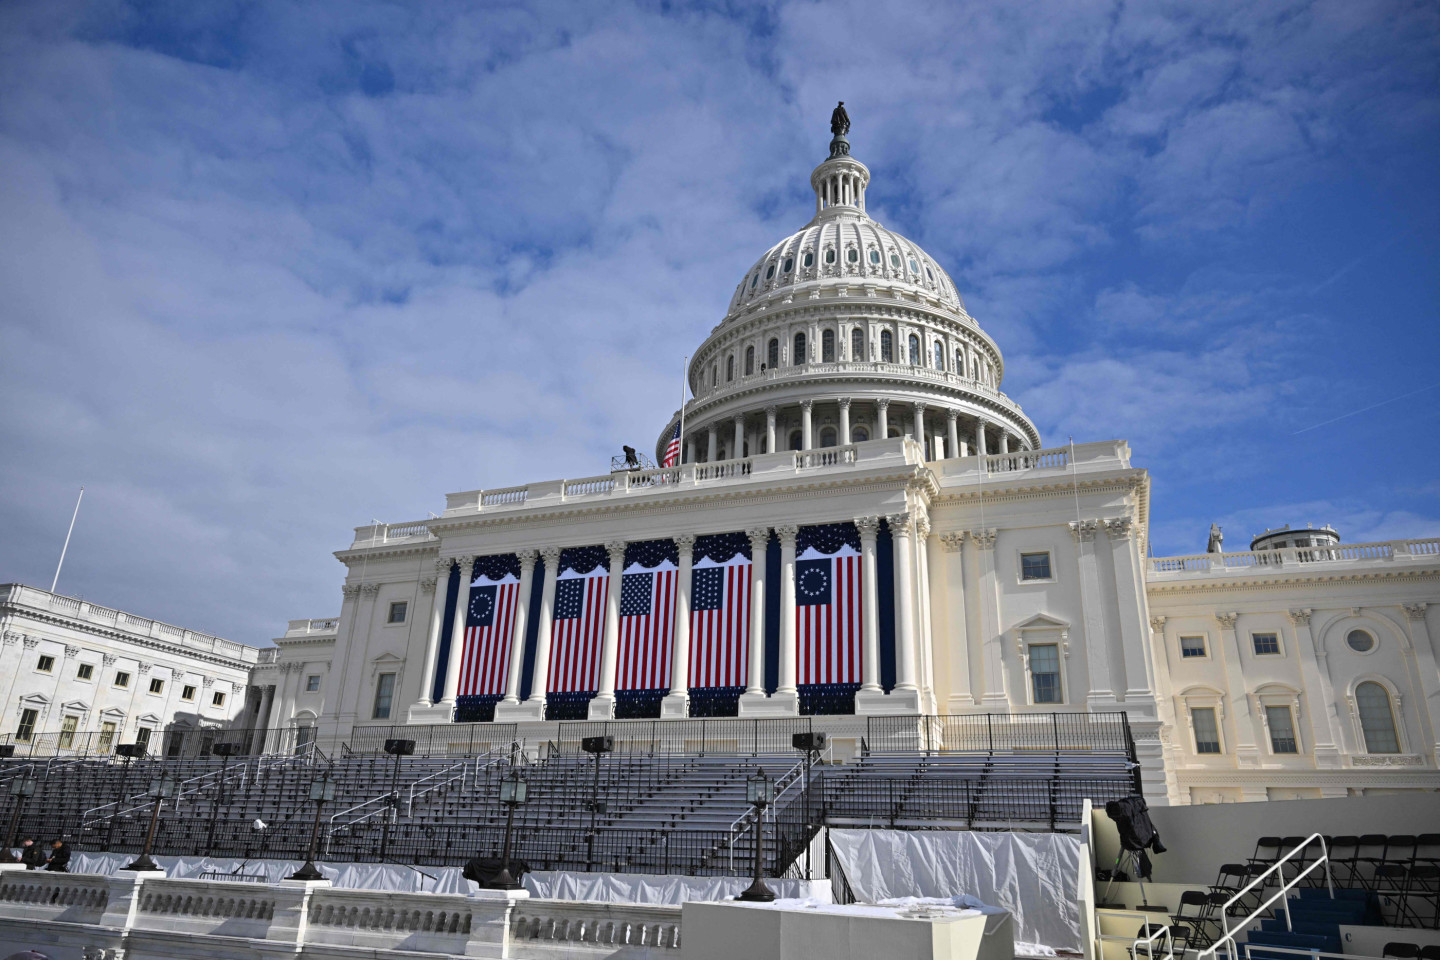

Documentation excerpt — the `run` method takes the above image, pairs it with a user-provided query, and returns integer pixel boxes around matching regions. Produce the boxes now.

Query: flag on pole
[548,563,609,694]
[690,553,751,689]
[795,531,862,686]
[457,568,520,697]
[662,419,682,468]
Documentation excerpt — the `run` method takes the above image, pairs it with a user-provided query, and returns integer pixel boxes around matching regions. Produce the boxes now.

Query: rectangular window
[373,673,396,720]
[16,709,39,742]
[1266,706,1298,754]
[58,715,78,749]
[1252,633,1280,656]
[306,675,321,692]
[98,721,117,753]
[134,726,152,751]
[148,677,164,695]
[1020,552,1052,581]
[181,684,196,701]
[388,601,408,624]
[1192,707,1222,754]
[77,663,95,681]
[1180,636,1207,658]
[1029,643,1062,704]
[212,691,226,707]
[114,671,131,688]
[36,654,55,673]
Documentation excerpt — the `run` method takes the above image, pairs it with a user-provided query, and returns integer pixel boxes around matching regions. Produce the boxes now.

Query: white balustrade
[1148,538,1439,580]
[795,445,857,469]
[481,485,529,506]
[563,476,615,497]
[511,900,682,951]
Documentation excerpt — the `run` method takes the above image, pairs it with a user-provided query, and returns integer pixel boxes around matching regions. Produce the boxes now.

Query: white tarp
[62,854,830,905]
[827,829,1082,951]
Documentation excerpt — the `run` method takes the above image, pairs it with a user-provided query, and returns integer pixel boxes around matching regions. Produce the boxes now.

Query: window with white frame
[1265,705,1298,753]
[388,601,408,624]
[58,715,78,749]
[211,691,226,707]
[373,673,396,720]
[76,663,94,681]
[1020,552,1052,581]
[148,677,164,695]
[1251,633,1281,655]
[1355,682,1400,753]
[1029,644,1062,704]
[181,684,196,701]
[306,674,321,692]
[36,654,54,673]
[16,709,39,742]
[1180,636,1207,659]
[1191,706,1222,754]
[114,671,131,688]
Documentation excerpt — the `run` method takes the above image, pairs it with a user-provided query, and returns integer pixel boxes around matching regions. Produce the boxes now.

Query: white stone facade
[0,582,258,752]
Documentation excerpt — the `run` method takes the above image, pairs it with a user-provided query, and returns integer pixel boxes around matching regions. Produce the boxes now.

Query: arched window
[783,257,793,273]
[819,426,838,448]
[803,251,814,268]
[821,329,835,362]
[869,249,880,265]
[765,263,775,280]
[908,334,920,365]
[717,445,727,461]
[824,248,836,264]
[851,425,869,442]
[890,252,901,269]
[955,348,964,374]
[852,327,865,361]
[887,426,901,439]
[934,342,945,370]
[880,330,894,362]
[745,346,755,376]
[793,332,807,366]
[726,355,735,381]
[1356,682,1400,753]
[847,247,858,263]
[711,365,718,386]
[788,430,803,451]
[768,338,779,368]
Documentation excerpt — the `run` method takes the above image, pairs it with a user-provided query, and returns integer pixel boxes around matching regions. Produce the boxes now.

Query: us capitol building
[9,113,1438,806]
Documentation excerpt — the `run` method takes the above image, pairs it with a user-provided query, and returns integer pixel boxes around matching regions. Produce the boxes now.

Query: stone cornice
[0,608,256,672]
[1147,568,1440,594]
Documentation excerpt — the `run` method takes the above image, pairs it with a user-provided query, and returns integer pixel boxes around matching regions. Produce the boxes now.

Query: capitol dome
[657,109,1039,464]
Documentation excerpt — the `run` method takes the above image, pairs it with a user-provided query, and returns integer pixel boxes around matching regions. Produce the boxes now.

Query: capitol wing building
[243,125,1438,806]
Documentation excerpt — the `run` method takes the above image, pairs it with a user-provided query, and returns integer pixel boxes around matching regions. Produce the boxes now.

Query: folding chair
[1399,862,1439,930]
[1382,943,1418,960]
[1171,890,1215,948]
[1355,834,1391,890]
[1249,836,1284,871]
[1417,945,1440,960]
[1329,835,1362,888]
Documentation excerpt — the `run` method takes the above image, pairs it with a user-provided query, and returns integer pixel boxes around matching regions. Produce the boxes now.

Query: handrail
[403,760,467,816]
[1131,923,1176,960]
[1200,833,1333,960]
[725,758,806,875]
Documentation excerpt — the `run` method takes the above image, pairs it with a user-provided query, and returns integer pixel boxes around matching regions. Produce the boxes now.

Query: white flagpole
[51,485,84,593]
[676,355,689,464]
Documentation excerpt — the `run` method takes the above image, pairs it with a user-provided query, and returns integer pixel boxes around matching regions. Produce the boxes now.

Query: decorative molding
[852,516,881,539]
[1,631,19,647]
[1149,616,1166,633]
[837,397,851,411]
[1104,517,1133,541]
[886,512,913,538]
[171,668,186,680]
[101,653,118,666]
[774,524,799,546]
[434,557,454,575]
[914,515,931,539]
[1350,754,1424,767]
[673,533,697,553]
[137,660,153,674]
[22,636,39,650]
[539,545,562,564]
[971,529,997,550]
[605,541,628,563]
[63,644,80,659]
[517,549,538,572]
[1068,520,1097,542]
[746,528,771,552]
[419,577,437,595]
[341,585,361,600]
[938,531,966,552]
[360,582,382,598]
[1286,608,1313,626]
[1403,602,1428,621]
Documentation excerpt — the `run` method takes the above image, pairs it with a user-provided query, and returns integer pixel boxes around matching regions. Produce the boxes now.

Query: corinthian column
[877,399,890,439]
[501,550,537,705]
[661,535,697,719]
[765,406,777,454]
[589,540,629,719]
[838,398,851,446]
[801,400,814,451]
[524,547,562,708]
[855,517,882,695]
[439,557,476,712]
[888,513,919,695]
[947,410,960,460]
[776,524,799,697]
[415,558,450,708]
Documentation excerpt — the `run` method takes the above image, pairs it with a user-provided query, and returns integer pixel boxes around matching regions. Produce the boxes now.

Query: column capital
[970,529,997,550]
[605,541,628,564]
[342,584,361,600]
[539,545,562,564]
[975,415,990,427]
[22,636,39,650]
[1068,520,1097,542]
[102,653,118,666]
[946,408,959,423]
[800,398,814,410]
[1104,517,1133,541]
[435,556,455,575]
[765,405,778,419]
[853,515,881,539]
[914,514,931,539]
[1215,611,1240,630]
[837,396,851,410]
[361,582,383,598]
[516,548,538,571]
[912,401,926,414]
[939,531,966,552]
[732,413,745,425]
[886,512,913,537]
[1287,608,1313,626]
[1,631,20,647]
[64,644,81,660]
[1403,602,1429,621]
[774,524,799,546]
[172,667,187,681]
[746,527,771,552]
[876,398,890,411]
[1149,615,1167,633]
[419,577,437,595]
[674,533,697,552]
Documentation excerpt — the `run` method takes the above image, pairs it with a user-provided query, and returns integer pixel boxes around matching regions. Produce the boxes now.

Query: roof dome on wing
[723,128,966,321]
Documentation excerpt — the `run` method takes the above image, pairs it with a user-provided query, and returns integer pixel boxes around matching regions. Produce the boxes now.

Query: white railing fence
[1199,834,1334,960]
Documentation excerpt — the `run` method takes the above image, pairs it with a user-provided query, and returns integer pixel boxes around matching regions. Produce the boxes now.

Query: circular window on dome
[847,247,858,263]
[1347,629,1375,653]
[869,249,880,264]
[825,249,836,264]
[783,257,793,273]
[909,258,919,272]
[766,263,775,280]
[890,253,900,268]
[803,252,814,268]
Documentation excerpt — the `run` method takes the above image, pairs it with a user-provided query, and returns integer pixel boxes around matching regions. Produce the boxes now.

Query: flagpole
[51,486,84,593]
[677,355,689,464]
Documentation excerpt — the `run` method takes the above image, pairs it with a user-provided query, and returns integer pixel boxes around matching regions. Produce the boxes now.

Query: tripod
[1101,847,1157,910]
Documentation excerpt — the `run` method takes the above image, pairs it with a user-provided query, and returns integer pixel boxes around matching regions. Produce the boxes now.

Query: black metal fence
[864,712,1134,755]
[0,726,307,760]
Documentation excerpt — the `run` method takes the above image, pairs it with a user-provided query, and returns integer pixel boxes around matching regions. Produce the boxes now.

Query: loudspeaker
[0,745,14,759]
[793,732,828,752]
[383,738,417,756]
[115,743,145,758]
[581,736,615,754]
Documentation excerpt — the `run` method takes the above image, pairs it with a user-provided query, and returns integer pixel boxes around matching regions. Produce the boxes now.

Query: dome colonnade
[656,127,1039,465]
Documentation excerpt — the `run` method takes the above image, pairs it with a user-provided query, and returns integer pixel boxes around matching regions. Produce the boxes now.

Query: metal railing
[1199,834,1334,960]
[865,712,1135,755]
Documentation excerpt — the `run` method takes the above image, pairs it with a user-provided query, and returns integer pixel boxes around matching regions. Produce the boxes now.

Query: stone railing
[511,899,683,952]
[1147,538,1440,581]
[0,583,257,664]
[284,617,341,637]
[349,521,438,547]
[688,358,1012,410]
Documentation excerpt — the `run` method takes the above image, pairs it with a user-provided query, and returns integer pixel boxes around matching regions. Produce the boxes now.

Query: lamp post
[122,776,176,871]
[105,744,144,852]
[581,736,613,871]
[204,742,242,857]
[736,768,775,902]
[488,772,529,889]
[288,776,336,881]
[1,775,37,863]
[378,739,414,862]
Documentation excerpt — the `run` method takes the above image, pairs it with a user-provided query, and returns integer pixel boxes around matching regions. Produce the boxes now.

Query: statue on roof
[830,101,850,137]
[1207,523,1224,554]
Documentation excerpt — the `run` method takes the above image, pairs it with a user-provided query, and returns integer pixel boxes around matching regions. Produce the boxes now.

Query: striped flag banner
[689,553,751,689]
[795,542,862,686]
[457,568,520,697]
[548,564,609,694]
[616,559,677,691]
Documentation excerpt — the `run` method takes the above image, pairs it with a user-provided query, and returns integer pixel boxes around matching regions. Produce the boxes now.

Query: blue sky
[1,1,1437,645]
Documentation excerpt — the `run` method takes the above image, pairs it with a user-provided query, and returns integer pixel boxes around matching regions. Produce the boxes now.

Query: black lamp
[1,775,37,863]
[489,772,529,890]
[288,776,336,881]
[122,776,176,871]
[736,768,776,902]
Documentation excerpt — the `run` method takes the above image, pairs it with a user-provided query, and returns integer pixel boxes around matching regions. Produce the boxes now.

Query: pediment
[60,699,91,714]
[1012,613,1070,632]
[98,707,127,720]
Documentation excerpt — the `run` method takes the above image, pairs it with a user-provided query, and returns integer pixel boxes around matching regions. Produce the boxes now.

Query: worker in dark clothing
[44,839,70,872]
[19,839,46,870]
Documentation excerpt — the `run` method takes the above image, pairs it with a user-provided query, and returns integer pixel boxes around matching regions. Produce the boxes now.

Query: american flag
[795,544,862,685]
[457,572,519,696]
[616,562,676,691]
[548,568,609,694]
[662,419,682,468]
[690,555,751,689]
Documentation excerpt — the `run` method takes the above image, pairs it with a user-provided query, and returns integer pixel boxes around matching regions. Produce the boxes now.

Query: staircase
[1241,888,1381,959]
